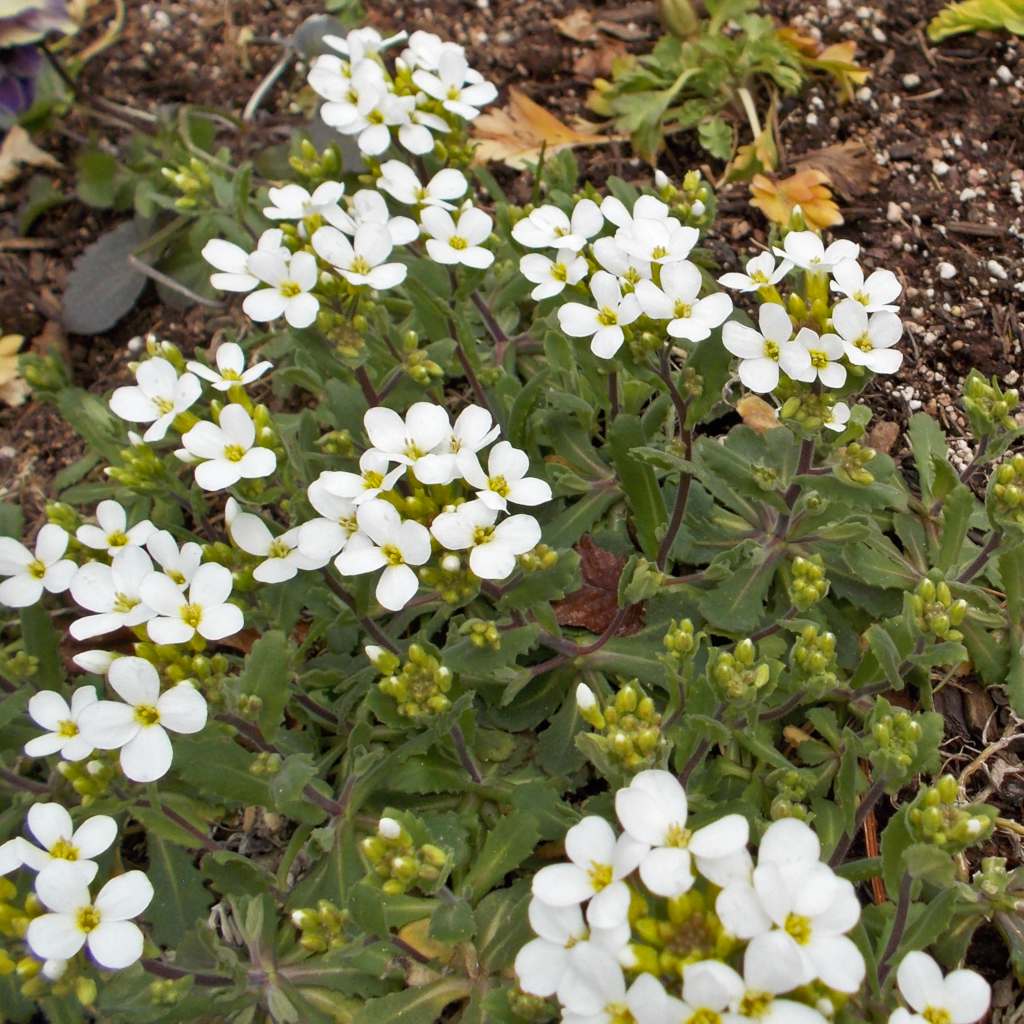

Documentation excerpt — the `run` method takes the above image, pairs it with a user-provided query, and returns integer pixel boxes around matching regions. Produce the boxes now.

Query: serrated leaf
[475,882,532,972]
[459,812,540,904]
[698,116,734,160]
[607,414,666,560]
[352,976,472,1024]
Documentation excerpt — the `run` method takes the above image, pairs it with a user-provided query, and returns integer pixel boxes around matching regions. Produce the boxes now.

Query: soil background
[1,0,1023,1005]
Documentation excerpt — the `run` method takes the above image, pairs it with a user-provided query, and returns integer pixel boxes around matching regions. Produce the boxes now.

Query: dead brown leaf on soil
[0,334,29,407]
[574,37,630,80]
[472,88,614,169]
[552,535,646,635]
[794,141,876,199]
[553,7,599,42]
[0,125,60,186]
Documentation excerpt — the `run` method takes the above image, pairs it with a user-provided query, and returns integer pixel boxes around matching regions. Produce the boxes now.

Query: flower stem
[829,776,888,867]
[321,571,399,653]
[449,725,482,784]
[956,530,1003,584]
[876,872,914,987]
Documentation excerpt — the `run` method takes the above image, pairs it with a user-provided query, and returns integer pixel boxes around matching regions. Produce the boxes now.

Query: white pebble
[886,201,902,223]
[856,85,872,101]
[932,160,951,177]
[902,73,922,89]
[937,261,957,280]
[959,187,977,201]
[997,65,1014,84]
[988,259,1008,280]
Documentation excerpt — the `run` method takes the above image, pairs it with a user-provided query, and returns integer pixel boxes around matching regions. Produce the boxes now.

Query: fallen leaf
[776,26,821,57]
[866,419,900,455]
[802,41,871,104]
[473,88,613,169]
[750,168,843,231]
[574,37,629,80]
[552,535,646,635]
[0,334,29,407]
[398,920,455,965]
[554,7,598,42]
[737,395,781,434]
[725,119,779,182]
[0,125,60,186]
[595,17,653,41]
[794,141,876,199]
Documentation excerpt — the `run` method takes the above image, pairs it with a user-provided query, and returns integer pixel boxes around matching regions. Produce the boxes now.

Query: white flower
[558,945,668,1020]
[721,302,813,394]
[242,249,319,328]
[600,194,671,229]
[515,898,631,1003]
[76,500,156,556]
[412,48,497,119]
[16,804,117,886]
[719,251,793,292]
[831,259,901,312]
[377,160,467,210]
[24,686,97,762]
[430,501,541,580]
[109,357,202,442]
[592,237,652,290]
[312,223,408,290]
[773,231,859,273]
[336,189,419,246]
[615,213,699,266]
[512,200,603,252]
[399,30,450,71]
[311,451,405,507]
[421,206,494,268]
[322,26,393,63]
[223,498,327,583]
[335,500,431,611]
[413,403,501,485]
[635,262,733,342]
[186,341,273,392]
[141,562,243,644]
[520,248,588,301]
[558,270,642,359]
[177,404,277,491]
[831,298,904,375]
[27,862,153,970]
[0,839,20,876]
[791,327,848,388]
[72,650,116,675]
[398,106,451,155]
[461,440,552,512]
[296,477,359,560]
[531,817,645,929]
[0,525,76,608]
[69,547,156,640]
[263,182,347,235]
[363,402,453,483]
[889,952,990,1024]
[824,401,851,432]
[677,960,747,1023]
[318,58,387,130]
[346,86,417,157]
[201,228,288,293]
[78,657,207,782]
[143,531,202,590]
[615,770,750,897]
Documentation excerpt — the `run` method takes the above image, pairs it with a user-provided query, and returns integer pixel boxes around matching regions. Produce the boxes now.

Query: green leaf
[897,887,964,959]
[237,630,291,741]
[348,880,389,937]
[907,413,950,503]
[352,977,472,1024]
[56,388,125,462]
[928,0,1024,41]
[429,894,475,943]
[474,882,532,972]
[20,604,65,690]
[699,546,779,633]
[936,484,976,573]
[1000,542,1024,715]
[459,811,540,904]
[75,149,120,208]
[173,732,272,807]
[698,116,735,160]
[607,414,666,560]
[146,834,213,946]
[880,807,914,896]
[865,624,904,688]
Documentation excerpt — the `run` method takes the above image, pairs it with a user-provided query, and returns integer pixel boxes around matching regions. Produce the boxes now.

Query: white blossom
[520,249,588,301]
[512,200,603,252]
[16,804,117,886]
[889,952,990,1024]
[558,945,669,1021]
[430,501,540,580]
[721,302,813,394]
[27,862,153,970]
[600,194,671,229]
[412,48,497,119]
[141,562,243,644]
[336,189,419,246]
[831,299,904,375]
[78,657,207,783]
[312,223,407,290]
[177,404,277,491]
[109,357,201,442]
[773,231,859,273]
[824,401,851,433]
[558,270,642,359]
[592,237,652,290]
[421,206,494,269]
[186,341,272,392]
[24,686,98,762]
[0,839,20,876]
[831,260,901,312]
[791,327,848,389]
[614,214,699,267]
[223,498,327,583]
[297,477,359,560]
[377,160,468,210]
[0,525,76,608]
[398,106,451,155]
[69,547,156,640]
[719,251,793,293]
[201,228,288,293]
[76,500,155,556]
[413,403,501,485]
[262,182,347,235]
[635,261,733,341]
[461,440,552,512]
[310,451,405,507]
[334,499,431,611]
[363,402,453,483]
[242,248,320,329]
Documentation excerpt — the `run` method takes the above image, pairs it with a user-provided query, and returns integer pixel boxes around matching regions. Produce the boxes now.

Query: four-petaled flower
[773,230,859,273]
[377,160,468,210]
[76,500,155,556]
[412,48,497,119]
[312,223,408,290]
[177,404,277,491]
[430,500,540,580]
[512,200,603,252]
[558,270,642,359]
[421,206,495,268]
[889,952,990,1024]
[519,248,588,301]
[832,298,904,375]
[69,547,156,640]
[186,341,272,392]
[24,686,97,762]
[635,260,734,341]
[242,249,320,328]
[831,259,902,312]
[0,524,76,608]
[16,804,117,886]
[109,357,202,442]
[224,499,328,583]
[141,562,243,644]
[719,251,793,293]
[364,401,453,483]
[461,440,552,512]
[722,302,812,394]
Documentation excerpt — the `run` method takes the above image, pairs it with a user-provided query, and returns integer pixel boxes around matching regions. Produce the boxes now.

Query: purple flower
[0,45,41,115]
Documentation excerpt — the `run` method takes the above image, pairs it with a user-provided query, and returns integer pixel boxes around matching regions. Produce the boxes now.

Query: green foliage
[928,0,1024,40]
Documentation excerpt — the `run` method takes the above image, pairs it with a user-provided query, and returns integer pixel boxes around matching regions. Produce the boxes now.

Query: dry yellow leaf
[0,125,61,186]
[750,169,843,231]
[472,88,611,169]
[553,7,598,42]
[397,919,456,965]
[736,395,781,434]
[0,333,29,407]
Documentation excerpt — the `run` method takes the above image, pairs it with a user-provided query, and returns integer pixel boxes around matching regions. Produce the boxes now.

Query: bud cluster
[711,639,771,702]
[288,138,342,184]
[399,330,443,385]
[865,700,922,780]
[631,888,735,979]
[517,543,559,573]
[576,681,664,770]
[780,391,842,434]
[148,976,190,1007]
[963,370,1020,434]
[368,644,453,719]
[910,578,967,642]
[834,442,876,486]
[360,818,448,896]
[460,618,501,651]
[767,767,814,821]
[160,158,213,210]
[249,751,282,776]
[908,775,995,852]
[57,755,115,806]
[788,555,829,610]
[291,900,350,953]
[661,618,697,673]
[791,624,839,692]
[419,554,478,604]
[992,454,1024,529]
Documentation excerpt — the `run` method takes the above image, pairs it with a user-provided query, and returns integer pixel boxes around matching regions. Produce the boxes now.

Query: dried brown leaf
[0,333,29,407]
[0,125,60,186]
[736,395,780,434]
[553,7,599,42]
[552,535,645,635]
[794,141,876,199]
[574,37,629,80]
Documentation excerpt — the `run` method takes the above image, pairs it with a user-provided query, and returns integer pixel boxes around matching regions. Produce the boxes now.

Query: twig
[141,959,232,988]
[957,531,1002,584]
[354,366,380,406]
[243,50,296,121]
[0,767,48,794]
[128,255,224,309]
[829,777,888,867]
[877,873,914,986]
[321,571,399,653]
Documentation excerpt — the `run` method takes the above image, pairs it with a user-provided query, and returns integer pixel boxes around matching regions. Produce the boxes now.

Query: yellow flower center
[751,270,769,284]
[855,333,874,353]
[651,245,669,260]
[107,531,129,548]
[472,526,495,546]
[738,992,773,1018]
[267,539,292,559]
[673,300,694,319]
[763,340,780,361]
[607,1004,636,1024]
[551,262,568,282]
[784,912,813,945]
[488,475,510,497]
[554,226,569,237]
[689,1011,722,1024]
[923,1008,951,1024]
[339,515,358,533]
[134,704,161,727]
[368,109,384,124]
[224,444,246,463]
[57,719,78,739]
[415,186,429,201]
[168,570,186,585]
[449,235,468,251]
[154,396,176,414]
[362,470,384,490]
[350,256,371,275]
[623,267,641,287]
[381,544,404,567]
[666,823,692,848]
[809,350,829,370]
[588,861,613,891]
[113,593,139,614]
[27,559,48,580]
[597,306,619,327]
[75,906,102,934]
[446,85,461,100]
[279,281,302,298]
[49,838,79,861]
[853,290,870,305]
[180,603,204,628]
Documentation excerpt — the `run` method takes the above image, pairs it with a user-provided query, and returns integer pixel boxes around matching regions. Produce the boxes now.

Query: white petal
[77,701,139,750]
[515,939,567,997]
[897,952,946,1013]
[87,920,144,969]
[157,684,208,734]
[27,804,73,851]
[94,870,154,921]
[27,914,86,962]
[944,969,991,1023]
[376,564,419,611]
[807,934,865,993]
[716,880,772,939]
[566,816,617,868]
[639,847,694,897]
[71,815,118,859]
[120,726,173,782]
[532,863,593,906]
[108,656,161,706]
